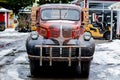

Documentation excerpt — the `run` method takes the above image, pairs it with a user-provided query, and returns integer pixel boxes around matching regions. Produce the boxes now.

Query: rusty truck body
[26,4,95,77]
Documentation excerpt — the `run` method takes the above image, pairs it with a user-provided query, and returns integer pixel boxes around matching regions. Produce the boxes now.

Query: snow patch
[4,28,15,32]
[0,32,29,37]
[7,67,24,80]
[0,28,29,37]
[97,66,120,80]
[93,40,120,65]
[96,40,120,51]
[0,48,13,57]
[105,66,120,76]
[97,72,107,80]
[13,53,28,64]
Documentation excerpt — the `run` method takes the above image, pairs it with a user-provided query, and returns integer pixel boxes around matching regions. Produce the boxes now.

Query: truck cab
[26,4,95,77]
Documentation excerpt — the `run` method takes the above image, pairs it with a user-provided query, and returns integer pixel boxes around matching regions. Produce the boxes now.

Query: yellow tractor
[85,22,111,40]
[85,12,116,40]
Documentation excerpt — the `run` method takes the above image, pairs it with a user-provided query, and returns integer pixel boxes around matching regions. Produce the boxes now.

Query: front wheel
[29,59,40,76]
[104,32,110,40]
[81,61,91,78]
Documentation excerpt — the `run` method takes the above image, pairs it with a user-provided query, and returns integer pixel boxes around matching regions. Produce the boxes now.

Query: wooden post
[83,0,88,26]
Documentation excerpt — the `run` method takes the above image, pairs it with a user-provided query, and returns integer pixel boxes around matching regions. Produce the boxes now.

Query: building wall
[0,12,4,23]
[0,12,10,28]
[87,1,118,24]
[87,0,120,36]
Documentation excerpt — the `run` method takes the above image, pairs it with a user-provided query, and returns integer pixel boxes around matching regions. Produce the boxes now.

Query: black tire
[81,61,91,78]
[29,59,40,76]
[104,32,110,40]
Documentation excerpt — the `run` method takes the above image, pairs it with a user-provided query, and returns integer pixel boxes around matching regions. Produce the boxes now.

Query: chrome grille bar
[40,47,42,66]
[50,47,52,66]
[68,47,72,66]
[35,45,83,66]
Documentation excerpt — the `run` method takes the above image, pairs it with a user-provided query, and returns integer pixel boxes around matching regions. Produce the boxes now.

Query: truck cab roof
[40,4,81,10]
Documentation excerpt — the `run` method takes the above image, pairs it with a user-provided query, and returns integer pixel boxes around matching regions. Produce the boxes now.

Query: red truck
[26,4,95,77]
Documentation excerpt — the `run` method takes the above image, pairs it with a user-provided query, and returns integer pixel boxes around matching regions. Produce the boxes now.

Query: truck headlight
[31,31,39,40]
[84,32,91,41]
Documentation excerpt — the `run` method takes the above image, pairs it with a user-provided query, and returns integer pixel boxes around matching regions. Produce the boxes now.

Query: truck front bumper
[27,45,93,66]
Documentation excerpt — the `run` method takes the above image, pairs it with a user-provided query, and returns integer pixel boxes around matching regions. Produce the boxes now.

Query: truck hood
[39,20,81,44]
[40,20,81,29]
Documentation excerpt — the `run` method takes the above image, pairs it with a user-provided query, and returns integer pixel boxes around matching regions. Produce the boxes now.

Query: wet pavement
[0,40,108,80]
[0,30,116,80]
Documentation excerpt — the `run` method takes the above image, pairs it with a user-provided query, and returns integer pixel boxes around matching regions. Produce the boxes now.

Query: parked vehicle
[26,4,95,77]
[85,12,116,40]
[85,22,111,40]
[0,22,5,31]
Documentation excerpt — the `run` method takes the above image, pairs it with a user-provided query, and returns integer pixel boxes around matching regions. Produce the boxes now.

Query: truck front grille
[35,45,83,66]
[44,47,77,57]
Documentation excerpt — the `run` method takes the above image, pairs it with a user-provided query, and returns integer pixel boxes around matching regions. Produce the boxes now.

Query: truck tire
[104,32,110,40]
[81,61,91,78]
[29,59,40,76]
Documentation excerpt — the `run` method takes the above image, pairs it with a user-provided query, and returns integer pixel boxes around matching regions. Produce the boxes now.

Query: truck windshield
[41,9,80,21]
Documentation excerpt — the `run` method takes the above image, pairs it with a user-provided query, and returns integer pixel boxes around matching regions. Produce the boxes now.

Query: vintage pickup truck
[26,4,95,77]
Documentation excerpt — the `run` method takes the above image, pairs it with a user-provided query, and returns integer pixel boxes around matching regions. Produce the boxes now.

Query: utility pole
[110,7,113,41]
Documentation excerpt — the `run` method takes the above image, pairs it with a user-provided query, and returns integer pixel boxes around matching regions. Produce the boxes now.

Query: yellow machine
[83,9,112,40]
[85,23,111,40]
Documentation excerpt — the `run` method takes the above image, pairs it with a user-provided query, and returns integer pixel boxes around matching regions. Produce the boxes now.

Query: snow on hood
[93,40,120,65]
